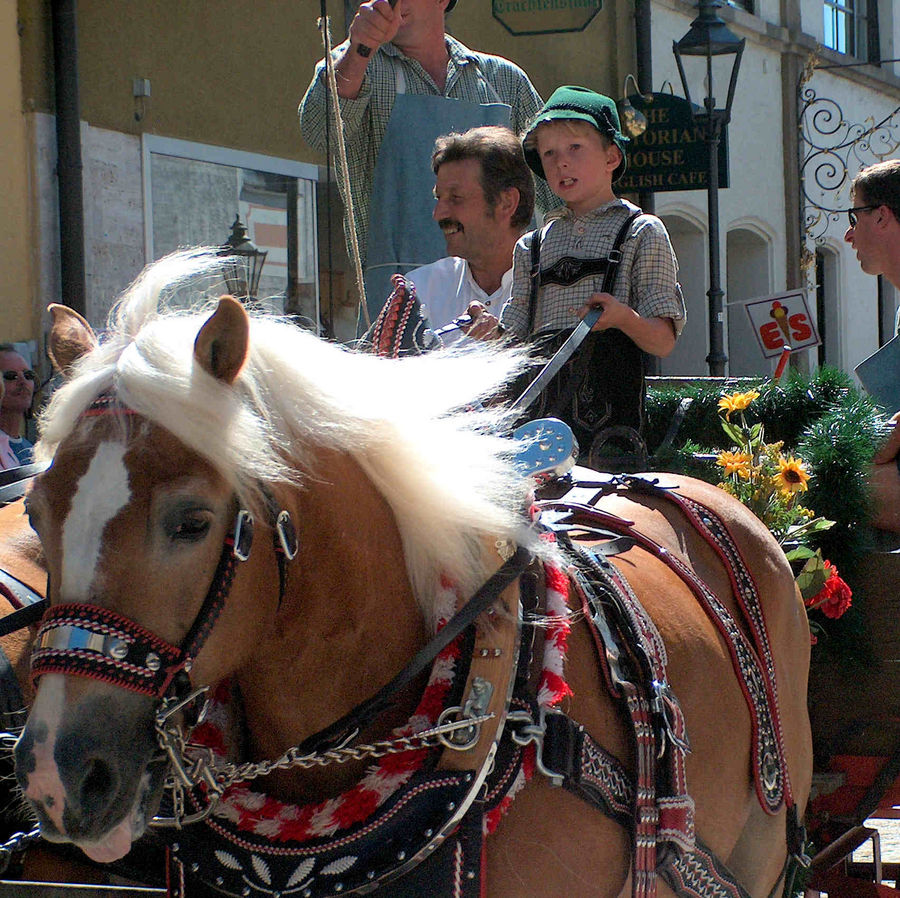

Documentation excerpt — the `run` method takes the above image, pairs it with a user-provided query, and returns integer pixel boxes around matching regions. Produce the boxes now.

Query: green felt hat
[523,85,629,183]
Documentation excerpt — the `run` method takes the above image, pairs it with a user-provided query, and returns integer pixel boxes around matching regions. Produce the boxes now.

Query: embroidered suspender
[525,211,641,333]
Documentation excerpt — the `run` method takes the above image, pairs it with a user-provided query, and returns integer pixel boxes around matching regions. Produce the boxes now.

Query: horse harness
[6,453,808,898]
[4,397,806,898]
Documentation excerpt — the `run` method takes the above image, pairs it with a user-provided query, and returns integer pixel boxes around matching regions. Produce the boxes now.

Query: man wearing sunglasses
[844,161,900,529]
[0,344,35,465]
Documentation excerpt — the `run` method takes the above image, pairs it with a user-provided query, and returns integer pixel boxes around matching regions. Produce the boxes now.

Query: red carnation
[804,561,853,620]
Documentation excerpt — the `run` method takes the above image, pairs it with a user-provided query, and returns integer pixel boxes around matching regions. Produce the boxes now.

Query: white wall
[801,69,900,373]
[32,115,145,329]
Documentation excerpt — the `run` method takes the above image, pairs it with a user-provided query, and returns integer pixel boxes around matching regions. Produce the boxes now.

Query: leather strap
[296,545,533,756]
[541,709,632,825]
[0,462,46,505]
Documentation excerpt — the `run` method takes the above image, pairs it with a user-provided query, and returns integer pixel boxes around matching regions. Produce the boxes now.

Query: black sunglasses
[2,369,36,382]
[847,205,880,227]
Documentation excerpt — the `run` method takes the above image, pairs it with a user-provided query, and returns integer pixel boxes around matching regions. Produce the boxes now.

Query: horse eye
[170,514,211,542]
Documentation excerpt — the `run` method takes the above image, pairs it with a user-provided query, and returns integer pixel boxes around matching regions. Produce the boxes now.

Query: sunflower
[775,456,810,494]
[717,389,761,420]
[716,450,752,479]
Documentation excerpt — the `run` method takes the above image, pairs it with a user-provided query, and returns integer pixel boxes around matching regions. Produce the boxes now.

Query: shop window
[142,136,320,327]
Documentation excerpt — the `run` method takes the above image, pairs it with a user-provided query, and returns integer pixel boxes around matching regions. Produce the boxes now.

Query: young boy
[468,86,686,456]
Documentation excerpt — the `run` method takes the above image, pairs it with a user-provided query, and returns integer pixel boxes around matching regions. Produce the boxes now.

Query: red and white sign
[743,290,821,359]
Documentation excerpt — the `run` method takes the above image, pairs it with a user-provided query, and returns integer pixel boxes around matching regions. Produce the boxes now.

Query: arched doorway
[659,213,706,376]
[815,246,841,369]
[727,227,773,376]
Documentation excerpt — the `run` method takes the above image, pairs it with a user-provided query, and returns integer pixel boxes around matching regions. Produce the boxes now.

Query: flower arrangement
[715,389,852,640]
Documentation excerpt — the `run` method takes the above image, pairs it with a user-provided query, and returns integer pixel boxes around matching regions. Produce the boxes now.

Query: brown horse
[13,252,812,897]
[0,497,44,711]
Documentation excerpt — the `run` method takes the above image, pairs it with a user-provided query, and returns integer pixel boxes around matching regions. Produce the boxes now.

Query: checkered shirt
[299,35,556,263]
[499,198,686,340]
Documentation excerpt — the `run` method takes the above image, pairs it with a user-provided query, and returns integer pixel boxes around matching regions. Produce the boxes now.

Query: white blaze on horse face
[21,674,68,834]
[61,440,131,601]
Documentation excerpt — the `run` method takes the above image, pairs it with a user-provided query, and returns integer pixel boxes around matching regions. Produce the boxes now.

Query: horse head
[13,252,535,867]
[15,295,285,861]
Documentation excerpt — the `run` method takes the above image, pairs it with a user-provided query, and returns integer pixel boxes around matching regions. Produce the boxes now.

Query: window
[878,275,898,345]
[725,0,753,12]
[142,136,320,327]
[824,0,879,61]
[815,248,841,368]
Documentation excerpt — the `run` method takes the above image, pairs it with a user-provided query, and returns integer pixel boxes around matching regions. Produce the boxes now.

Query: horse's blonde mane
[37,250,544,614]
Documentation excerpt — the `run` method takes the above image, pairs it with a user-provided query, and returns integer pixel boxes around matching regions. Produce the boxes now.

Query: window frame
[823,0,874,60]
[141,135,321,322]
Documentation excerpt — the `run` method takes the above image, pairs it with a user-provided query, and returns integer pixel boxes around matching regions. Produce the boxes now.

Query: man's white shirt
[407,256,513,345]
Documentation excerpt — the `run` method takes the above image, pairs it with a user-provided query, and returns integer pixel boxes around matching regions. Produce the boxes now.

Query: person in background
[0,345,35,466]
[406,126,533,342]
[467,86,685,453]
[0,375,20,471]
[845,161,900,529]
[299,0,555,323]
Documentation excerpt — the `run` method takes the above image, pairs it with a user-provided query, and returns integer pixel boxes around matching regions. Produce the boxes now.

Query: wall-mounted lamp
[218,215,268,301]
[132,77,151,123]
[620,74,650,138]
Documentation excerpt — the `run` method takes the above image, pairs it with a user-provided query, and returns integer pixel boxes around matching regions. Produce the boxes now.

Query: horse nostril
[79,757,116,813]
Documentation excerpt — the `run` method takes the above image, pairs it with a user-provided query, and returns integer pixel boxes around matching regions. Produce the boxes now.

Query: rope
[318,15,371,328]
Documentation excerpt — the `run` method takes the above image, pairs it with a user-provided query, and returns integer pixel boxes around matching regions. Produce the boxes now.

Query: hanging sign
[491,0,601,36]
[616,93,729,193]
[743,290,820,359]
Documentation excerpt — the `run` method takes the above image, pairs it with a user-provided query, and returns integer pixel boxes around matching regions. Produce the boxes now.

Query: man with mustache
[405,126,533,342]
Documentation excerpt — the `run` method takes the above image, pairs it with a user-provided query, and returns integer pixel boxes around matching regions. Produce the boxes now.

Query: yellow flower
[718,389,761,419]
[717,450,752,479]
[776,456,810,494]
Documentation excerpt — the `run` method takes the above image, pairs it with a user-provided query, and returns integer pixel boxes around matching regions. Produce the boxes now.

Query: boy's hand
[463,301,502,341]
[577,293,628,331]
[577,293,677,358]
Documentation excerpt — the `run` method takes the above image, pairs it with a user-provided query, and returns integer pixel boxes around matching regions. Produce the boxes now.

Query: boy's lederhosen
[515,211,645,456]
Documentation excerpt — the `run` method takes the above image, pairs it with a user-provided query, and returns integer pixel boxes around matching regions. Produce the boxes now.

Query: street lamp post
[673,0,744,376]
[218,215,268,301]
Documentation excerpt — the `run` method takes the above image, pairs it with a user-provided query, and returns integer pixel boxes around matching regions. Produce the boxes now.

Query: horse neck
[236,449,429,801]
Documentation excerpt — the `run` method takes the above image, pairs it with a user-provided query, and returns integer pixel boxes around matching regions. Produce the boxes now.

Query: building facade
[3,0,900,381]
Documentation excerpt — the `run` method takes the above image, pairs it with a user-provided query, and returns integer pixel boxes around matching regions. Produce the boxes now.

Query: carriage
[0,250,895,897]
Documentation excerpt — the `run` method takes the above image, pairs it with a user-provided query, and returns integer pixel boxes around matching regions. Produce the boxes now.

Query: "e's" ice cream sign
[743,290,821,359]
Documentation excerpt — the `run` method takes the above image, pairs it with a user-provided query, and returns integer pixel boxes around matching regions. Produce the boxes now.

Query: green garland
[645,367,885,663]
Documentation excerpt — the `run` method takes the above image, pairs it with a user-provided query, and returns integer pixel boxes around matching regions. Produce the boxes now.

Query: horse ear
[47,304,98,377]
[193,296,250,385]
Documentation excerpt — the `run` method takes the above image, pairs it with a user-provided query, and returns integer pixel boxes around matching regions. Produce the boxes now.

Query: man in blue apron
[299,0,555,328]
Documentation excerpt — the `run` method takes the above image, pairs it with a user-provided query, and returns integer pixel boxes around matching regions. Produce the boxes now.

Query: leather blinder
[233,510,254,561]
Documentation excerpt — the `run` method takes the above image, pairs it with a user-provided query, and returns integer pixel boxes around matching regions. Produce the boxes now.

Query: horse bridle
[31,503,299,713]
[29,392,299,709]
[30,502,298,703]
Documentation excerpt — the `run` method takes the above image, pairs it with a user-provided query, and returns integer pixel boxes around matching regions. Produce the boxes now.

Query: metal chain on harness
[0,732,41,872]
[152,687,496,828]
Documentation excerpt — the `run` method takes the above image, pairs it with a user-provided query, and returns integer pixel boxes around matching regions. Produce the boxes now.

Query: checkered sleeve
[628,217,686,335]
[499,234,536,340]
